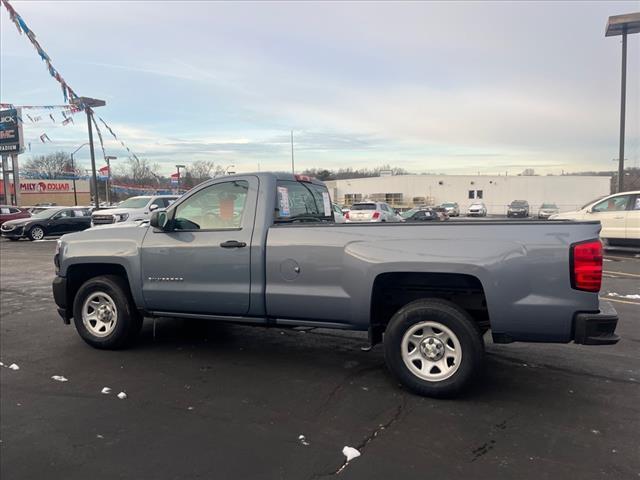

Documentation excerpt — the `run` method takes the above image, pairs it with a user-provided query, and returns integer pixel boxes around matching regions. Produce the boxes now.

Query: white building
[325,175,611,215]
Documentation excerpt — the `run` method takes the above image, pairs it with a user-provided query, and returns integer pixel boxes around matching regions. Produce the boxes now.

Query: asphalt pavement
[1,238,639,479]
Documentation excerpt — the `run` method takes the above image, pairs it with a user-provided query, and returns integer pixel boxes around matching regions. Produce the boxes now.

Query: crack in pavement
[488,352,639,385]
[310,397,408,479]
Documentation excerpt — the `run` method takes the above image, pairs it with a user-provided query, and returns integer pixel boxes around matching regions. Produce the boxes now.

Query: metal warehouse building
[325,175,611,215]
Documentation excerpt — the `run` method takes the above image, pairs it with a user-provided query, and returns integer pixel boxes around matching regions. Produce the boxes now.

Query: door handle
[220,240,247,248]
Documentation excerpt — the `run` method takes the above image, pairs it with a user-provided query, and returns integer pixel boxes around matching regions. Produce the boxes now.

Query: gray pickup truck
[52,172,619,397]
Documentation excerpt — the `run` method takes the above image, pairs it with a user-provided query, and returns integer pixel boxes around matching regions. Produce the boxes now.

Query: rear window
[275,180,333,222]
[351,203,376,211]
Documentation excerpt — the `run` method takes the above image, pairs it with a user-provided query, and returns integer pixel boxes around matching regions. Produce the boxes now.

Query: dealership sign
[0,108,24,154]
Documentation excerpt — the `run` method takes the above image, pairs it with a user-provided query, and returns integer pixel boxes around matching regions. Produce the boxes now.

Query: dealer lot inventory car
[467,202,487,217]
[91,195,178,226]
[439,202,460,217]
[345,201,401,222]
[551,191,640,247]
[0,205,30,226]
[507,200,530,218]
[538,203,559,219]
[2,207,92,241]
[401,207,444,222]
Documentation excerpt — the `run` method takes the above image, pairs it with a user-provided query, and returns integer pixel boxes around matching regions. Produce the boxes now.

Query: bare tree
[183,160,225,187]
[23,151,73,179]
[115,157,159,185]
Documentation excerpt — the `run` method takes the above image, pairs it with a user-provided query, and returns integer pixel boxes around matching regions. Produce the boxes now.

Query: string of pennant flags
[1,0,145,165]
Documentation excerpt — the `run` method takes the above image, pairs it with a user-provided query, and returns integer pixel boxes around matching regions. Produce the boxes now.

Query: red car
[0,205,30,226]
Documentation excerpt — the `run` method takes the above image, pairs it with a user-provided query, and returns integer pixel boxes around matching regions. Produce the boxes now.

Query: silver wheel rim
[401,321,462,382]
[82,291,118,337]
[31,227,44,240]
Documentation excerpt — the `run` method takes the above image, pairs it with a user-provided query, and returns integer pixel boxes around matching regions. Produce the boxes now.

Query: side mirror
[150,209,170,230]
[149,203,159,212]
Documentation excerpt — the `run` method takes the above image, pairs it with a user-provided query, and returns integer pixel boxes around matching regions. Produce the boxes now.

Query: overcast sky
[1,1,639,175]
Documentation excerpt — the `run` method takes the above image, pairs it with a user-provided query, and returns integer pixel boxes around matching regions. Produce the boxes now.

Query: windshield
[351,203,376,210]
[510,201,527,206]
[541,203,557,209]
[581,196,606,210]
[118,197,151,209]
[442,203,456,207]
[31,208,59,219]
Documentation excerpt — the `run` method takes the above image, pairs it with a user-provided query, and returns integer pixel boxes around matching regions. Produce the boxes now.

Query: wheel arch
[369,271,489,344]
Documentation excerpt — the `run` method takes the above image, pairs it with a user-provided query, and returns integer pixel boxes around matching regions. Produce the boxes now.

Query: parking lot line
[601,297,640,306]
[603,270,640,278]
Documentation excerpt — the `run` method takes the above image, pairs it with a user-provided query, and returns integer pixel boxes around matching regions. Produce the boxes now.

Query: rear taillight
[372,211,381,220]
[571,240,602,292]
[345,211,350,219]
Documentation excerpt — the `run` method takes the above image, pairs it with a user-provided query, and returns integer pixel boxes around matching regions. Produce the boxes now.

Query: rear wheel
[384,299,484,398]
[72,275,142,349]
[28,225,45,241]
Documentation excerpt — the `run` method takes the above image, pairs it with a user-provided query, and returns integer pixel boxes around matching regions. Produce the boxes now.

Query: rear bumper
[573,301,619,345]
[52,275,71,324]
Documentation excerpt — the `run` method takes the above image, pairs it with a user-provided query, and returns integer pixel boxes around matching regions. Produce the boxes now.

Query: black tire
[28,225,46,241]
[72,275,142,349]
[383,299,484,398]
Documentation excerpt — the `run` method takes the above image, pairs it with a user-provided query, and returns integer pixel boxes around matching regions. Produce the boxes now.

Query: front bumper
[508,211,527,217]
[1,226,25,238]
[52,275,71,324]
[573,301,619,345]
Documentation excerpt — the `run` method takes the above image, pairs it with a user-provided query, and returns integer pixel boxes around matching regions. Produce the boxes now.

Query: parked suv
[345,202,401,222]
[467,202,487,217]
[91,195,178,227]
[551,191,640,247]
[507,200,530,218]
[439,202,460,217]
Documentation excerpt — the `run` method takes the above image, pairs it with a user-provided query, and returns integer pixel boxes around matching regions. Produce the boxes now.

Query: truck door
[627,195,640,241]
[140,178,257,315]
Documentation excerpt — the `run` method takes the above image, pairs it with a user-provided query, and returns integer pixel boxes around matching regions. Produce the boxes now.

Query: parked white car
[91,195,178,227]
[345,202,402,222]
[551,191,640,247]
[467,202,487,217]
[332,203,347,223]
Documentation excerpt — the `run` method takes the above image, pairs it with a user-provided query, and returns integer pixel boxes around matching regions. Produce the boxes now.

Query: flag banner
[61,117,73,126]
[49,113,55,122]
[39,133,51,142]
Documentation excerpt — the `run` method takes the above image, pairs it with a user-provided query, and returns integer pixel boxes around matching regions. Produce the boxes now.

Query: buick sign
[0,108,24,154]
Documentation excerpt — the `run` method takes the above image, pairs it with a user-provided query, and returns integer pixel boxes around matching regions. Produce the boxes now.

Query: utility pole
[104,155,117,205]
[291,130,295,174]
[606,13,640,193]
[72,97,106,207]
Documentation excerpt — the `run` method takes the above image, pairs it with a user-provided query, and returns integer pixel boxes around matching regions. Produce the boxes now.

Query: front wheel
[72,275,142,349]
[28,225,45,241]
[384,299,484,398]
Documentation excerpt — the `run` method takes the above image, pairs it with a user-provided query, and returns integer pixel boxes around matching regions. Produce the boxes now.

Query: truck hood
[92,207,143,216]
[62,222,149,241]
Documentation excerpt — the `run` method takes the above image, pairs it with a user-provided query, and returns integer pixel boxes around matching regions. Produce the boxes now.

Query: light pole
[72,96,106,207]
[605,12,640,193]
[175,164,185,194]
[104,155,117,205]
[70,142,89,206]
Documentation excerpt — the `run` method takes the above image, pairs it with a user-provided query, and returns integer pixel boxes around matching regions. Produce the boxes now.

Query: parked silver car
[345,202,402,222]
[467,202,487,217]
[439,202,460,217]
[538,203,559,219]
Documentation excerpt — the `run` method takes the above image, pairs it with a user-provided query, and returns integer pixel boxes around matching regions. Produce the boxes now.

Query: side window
[0,208,9,215]
[55,210,72,219]
[592,195,630,212]
[10,207,20,214]
[154,198,166,208]
[173,181,248,230]
[414,211,426,219]
[468,190,475,199]
[275,181,332,220]
[633,196,640,211]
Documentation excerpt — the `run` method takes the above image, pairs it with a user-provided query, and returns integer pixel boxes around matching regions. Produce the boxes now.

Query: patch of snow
[591,429,600,435]
[51,375,68,382]
[101,387,112,394]
[607,292,640,299]
[8,363,19,370]
[187,406,194,411]
[96,434,104,439]
[342,446,361,462]
[117,392,127,400]
[0,361,4,366]
[298,434,310,446]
